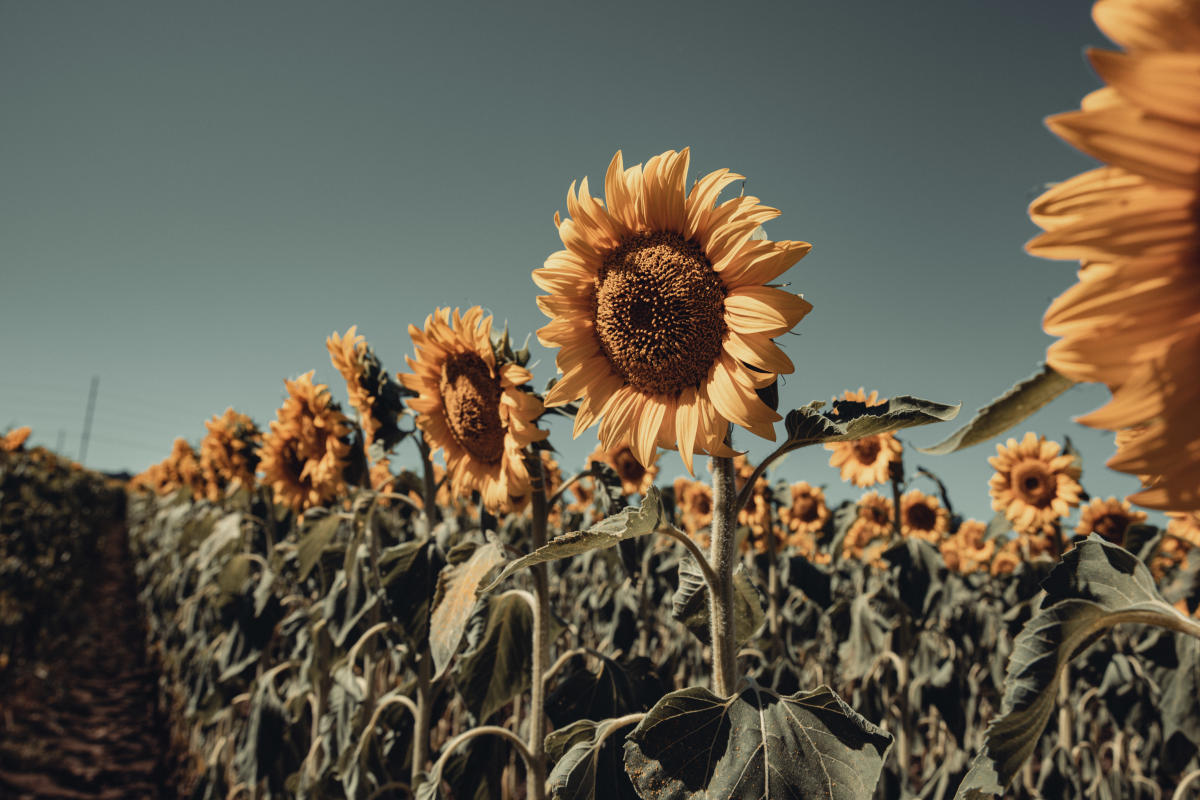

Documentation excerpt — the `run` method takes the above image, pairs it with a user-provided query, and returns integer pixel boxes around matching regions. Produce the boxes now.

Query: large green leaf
[955,537,1200,799]
[296,513,344,582]
[623,681,892,799]
[455,592,533,724]
[429,540,506,680]
[482,488,663,592]
[546,716,643,800]
[782,395,960,451]
[918,364,1075,455]
[671,557,765,648]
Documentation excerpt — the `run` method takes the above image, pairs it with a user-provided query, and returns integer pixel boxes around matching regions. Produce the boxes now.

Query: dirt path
[0,522,169,800]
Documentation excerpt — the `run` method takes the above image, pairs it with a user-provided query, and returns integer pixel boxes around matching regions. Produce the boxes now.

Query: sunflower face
[780,481,830,535]
[199,408,261,502]
[674,476,714,546]
[590,445,659,496]
[988,432,1082,534]
[1027,0,1200,510]
[843,491,894,562]
[1074,496,1148,544]
[535,149,813,472]
[940,519,995,574]
[400,307,547,513]
[825,389,903,488]
[900,489,950,544]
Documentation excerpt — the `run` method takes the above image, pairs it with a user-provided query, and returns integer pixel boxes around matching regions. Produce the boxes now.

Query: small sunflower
[843,491,894,562]
[1026,0,1200,510]
[991,539,1023,576]
[940,519,995,574]
[136,438,205,499]
[400,307,547,513]
[589,444,659,496]
[988,432,1082,534]
[534,148,813,472]
[899,489,950,545]
[824,389,903,488]
[0,426,31,452]
[199,408,261,502]
[1074,496,1148,544]
[674,476,715,547]
[258,371,353,513]
[779,481,830,536]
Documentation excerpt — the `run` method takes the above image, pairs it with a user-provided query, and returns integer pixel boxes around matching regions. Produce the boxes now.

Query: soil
[0,523,170,800]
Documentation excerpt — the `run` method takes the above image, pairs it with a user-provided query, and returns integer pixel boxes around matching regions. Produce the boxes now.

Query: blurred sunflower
[674,476,714,547]
[258,371,352,513]
[1027,0,1200,510]
[0,426,31,452]
[1154,511,1200,577]
[1074,496,1147,544]
[589,444,659,496]
[991,539,1023,576]
[400,307,547,513]
[779,481,830,536]
[534,148,813,472]
[199,408,260,502]
[824,389,903,487]
[940,519,995,574]
[899,489,950,545]
[988,432,1082,534]
[843,491,894,563]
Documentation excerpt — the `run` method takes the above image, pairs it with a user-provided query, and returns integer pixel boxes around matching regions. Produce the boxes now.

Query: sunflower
[0,426,31,453]
[779,481,830,536]
[991,539,1023,576]
[674,476,715,547]
[199,408,260,502]
[400,307,547,513]
[533,148,813,472]
[988,432,1082,534]
[824,389,903,488]
[843,491,894,562]
[899,489,950,545]
[589,444,659,496]
[1026,0,1200,510]
[1074,495,1148,545]
[940,519,995,574]
[258,371,353,513]
[134,438,205,499]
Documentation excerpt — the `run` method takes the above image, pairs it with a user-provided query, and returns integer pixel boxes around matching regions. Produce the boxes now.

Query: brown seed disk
[593,232,726,396]
[794,496,818,522]
[439,352,505,464]
[906,502,937,531]
[853,437,882,464]
[1012,461,1054,507]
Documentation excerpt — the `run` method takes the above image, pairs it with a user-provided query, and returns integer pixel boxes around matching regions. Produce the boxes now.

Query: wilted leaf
[483,488,663,592]
[455,592,533,724]
[783,395,959,449]
[955,537,1200,799]
[671,557,764,648]
[297,514,343,582]
[429,541,505,679]
[918,364,1075,455]
[623,681,892,799]
[547,716,642,800]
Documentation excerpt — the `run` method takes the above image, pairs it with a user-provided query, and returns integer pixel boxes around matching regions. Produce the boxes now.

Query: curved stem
[734,442,791,510]
[548,470,589,509]
[426,725,536,784]
[708,437,738,698]
[659,526,719,592]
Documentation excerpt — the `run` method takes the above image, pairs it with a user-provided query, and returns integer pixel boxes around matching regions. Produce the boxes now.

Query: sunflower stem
[526,456,551,800]
[708,440,739,697]
[416,434,441,526]
[411,649,433,787]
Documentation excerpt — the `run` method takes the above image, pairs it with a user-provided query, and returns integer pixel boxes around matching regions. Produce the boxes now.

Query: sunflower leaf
[917,364,1075,455]
[428,540,506,680]
[783,395,961,449]
[955,537,1200,799]
[623,681,892,799]
[546,716,643,800]
[481,488,663,592]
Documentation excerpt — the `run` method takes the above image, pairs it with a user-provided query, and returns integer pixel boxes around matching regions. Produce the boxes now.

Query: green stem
[411,650,433,787]
[708,436,738,698]
[417,434,441,526]
[527,456,550,800]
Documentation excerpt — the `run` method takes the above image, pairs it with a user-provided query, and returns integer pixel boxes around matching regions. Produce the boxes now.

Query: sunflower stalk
[416,433,440,526]
[708,444,739,697]
[526,456,551,800]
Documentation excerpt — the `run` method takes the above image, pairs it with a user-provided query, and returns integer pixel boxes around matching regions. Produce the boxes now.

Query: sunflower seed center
[905,501,937,531]
[1013,461,1054,507]
[439,352,505,465]
[852,437,882,464]
[594,232,726,396]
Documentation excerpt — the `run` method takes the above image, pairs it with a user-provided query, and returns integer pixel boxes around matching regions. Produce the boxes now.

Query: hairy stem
[411,650,433,787]
[417,434,441,526]
[708,438,738,697]
[527,456,551,800]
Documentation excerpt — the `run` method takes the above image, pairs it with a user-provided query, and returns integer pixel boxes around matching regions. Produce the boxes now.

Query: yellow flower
[991,539,1022,576]
[199,408,260,502]
[400,307,547,513]
[589,444,659,496]
[988,432,1082,534]
[1074,496,1148,544]
[674,476,714,548]
[940,519,995,574]
[258,371,352,513]
[824,389,903,488]
[534,148,813,472]
[899,489,950,545]
[0,426,31,452]
[843,491,894,563]
[1026,0,1200,510]
[779,481,830,536]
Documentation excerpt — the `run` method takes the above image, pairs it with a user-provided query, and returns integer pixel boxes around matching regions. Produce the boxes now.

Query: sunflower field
[6,0,1200,798]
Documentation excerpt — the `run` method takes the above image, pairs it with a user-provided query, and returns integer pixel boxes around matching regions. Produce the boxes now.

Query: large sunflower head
[899,489,950,544]
[824,389,903,488]
[258,371,353,513]
[400,307,547,514]
[779,481,830,535]
[199,408,261,502]
[988,432,1083,534]
[533,149,813,473]
[1074,495,1148,544]
[589,444,659,497]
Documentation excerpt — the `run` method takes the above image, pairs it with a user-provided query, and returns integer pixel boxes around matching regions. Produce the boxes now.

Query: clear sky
[1,0,1148,524]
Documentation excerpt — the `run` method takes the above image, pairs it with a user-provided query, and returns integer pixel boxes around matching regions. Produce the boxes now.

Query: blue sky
[1,0,1148,523]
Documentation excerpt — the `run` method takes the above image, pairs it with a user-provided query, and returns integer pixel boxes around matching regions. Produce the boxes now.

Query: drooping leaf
[297,513,344,582]
[429,541,505,680]
[379,537,438,647]
[455,591,533,724]
[917,364,1075,455]
[955,537,1200,799]
[546,716,643,800]
[623,681,892,799]
[671,557,765,648]
[483,488,663,592]
[783,395,961,450]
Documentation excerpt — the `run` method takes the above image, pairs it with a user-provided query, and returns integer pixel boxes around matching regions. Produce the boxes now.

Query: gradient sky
[1,0,1149,524]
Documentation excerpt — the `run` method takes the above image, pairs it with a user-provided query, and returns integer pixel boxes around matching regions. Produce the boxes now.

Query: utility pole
[79,375,99,465]
[55,429,65,453]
